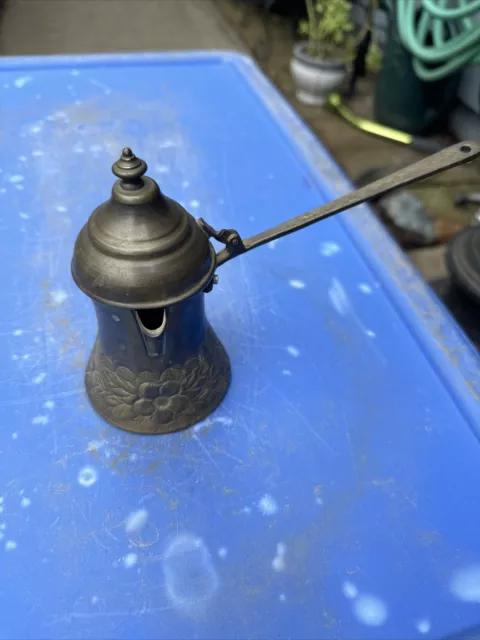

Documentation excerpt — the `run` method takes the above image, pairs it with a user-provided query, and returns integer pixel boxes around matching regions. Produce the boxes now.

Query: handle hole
[460,145,472,153]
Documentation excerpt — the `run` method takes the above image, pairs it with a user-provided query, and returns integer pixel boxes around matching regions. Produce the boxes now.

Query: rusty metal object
[72,142,480,435]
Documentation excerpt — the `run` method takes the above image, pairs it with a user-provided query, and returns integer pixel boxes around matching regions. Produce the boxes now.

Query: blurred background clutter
[1,0,480,343]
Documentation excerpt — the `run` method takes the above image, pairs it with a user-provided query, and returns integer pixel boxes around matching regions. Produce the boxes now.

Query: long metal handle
[216,141,480,267]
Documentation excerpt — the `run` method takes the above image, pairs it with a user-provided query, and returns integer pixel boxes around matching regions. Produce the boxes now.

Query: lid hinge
[198,218,246,261]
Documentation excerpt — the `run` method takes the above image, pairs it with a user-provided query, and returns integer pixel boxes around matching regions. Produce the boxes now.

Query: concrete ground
[0,0,244,55]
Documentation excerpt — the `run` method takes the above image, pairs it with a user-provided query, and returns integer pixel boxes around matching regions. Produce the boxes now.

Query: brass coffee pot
[71,143,480,434]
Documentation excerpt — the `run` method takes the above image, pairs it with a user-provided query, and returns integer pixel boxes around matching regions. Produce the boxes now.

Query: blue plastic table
[1,52,480,640]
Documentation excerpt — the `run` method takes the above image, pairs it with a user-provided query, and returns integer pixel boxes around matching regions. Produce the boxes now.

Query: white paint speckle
[328,278,350,316]
[78,466,98,488]
[49,289,68,306]
[71,69,80,76]
[450,564,480,602]
[289,279,306,290]
[125,508,148,534]
[9,175,24,184]
[416,619,431,634]
[217,547,228,559]
[242,506,252,514]
[315,496,324,506]
[155,165,169,174]
[163,533,218,616]
[14,76,32,88]
[353,594,388,627]
[159,139,176,149]
[89,144,102,153]
[112,315,120,322]
[32,150,44,157]
[56,205,67,213]
[272,556,286,572]
[44,400,55,410]
[5,540,17,551]
[0,523,5,529]
[123,552,138,569]
[182,180,190,188]
[282,369,292,376]
[19,212,29,219]
[13,329,23,336]
[189,200,200,209]
[358,283,373,294]
[91,596,99,605]
[342,581,358,599]
[0,498,4,505]
[12,432,18,440]
[365,330,376,338]
[19,155,27,162]
[73,145,85,154]
[320,241,341,257]
[279,593,286,602]
[21,497,31,508]
[258,494,278,516]
[12,355,18,361]
[32,415,49,426]
[15,184,24,191]
[30,123,43,134]
[22,354,30,360]
[272,542,287,572]
[286,345,300,358]
[32,372,46,384]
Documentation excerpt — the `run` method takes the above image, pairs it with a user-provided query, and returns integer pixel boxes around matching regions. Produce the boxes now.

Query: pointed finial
[112,148,147,188]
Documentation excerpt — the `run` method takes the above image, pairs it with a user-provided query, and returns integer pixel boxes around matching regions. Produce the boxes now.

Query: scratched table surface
[1,52,480,640]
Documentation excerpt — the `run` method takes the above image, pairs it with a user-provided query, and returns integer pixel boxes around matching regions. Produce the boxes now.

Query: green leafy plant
[299,0,355,60]
[298,0,383,72]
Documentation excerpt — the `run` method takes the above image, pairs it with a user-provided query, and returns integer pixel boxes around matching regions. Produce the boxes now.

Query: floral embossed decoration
[86,328,230,433]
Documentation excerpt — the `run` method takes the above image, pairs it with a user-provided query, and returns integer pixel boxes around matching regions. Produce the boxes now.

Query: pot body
[290,42,347,106]
[85,293,231,434]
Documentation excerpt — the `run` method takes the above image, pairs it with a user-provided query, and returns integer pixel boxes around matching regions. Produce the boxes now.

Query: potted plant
[291,0,356,105]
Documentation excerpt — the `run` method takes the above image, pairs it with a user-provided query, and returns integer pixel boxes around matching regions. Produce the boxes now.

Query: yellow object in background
[327,93,442,153]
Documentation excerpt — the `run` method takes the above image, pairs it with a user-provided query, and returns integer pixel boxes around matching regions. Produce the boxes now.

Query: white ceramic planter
[290,42,347,106]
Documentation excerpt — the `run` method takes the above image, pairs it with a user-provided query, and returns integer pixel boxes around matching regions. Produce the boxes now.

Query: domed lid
[71,148,215,309]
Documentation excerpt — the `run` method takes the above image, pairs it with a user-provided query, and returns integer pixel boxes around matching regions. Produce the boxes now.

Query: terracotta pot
[290,42,347,106]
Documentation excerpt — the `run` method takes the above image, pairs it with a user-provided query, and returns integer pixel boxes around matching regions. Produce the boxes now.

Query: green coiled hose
[396,0,480,81]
